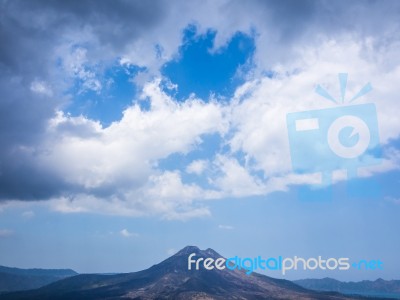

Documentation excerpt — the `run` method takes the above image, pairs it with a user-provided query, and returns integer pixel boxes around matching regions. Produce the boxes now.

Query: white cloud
[30,80,53,97]
[47,170,217,220]
[42,79,226,191]
[225,38,400,193]
[144,171,216,220]
[186,160,208,175]
[358,147,400,178]
[22,38,400,219]
[211,155,267,197]
[120,229,138,238]
[3,2,400,220]
[61,46,102,93]
[37,79,227,220]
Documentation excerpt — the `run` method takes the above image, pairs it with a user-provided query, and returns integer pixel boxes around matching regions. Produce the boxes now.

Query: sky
[0,0,400,281]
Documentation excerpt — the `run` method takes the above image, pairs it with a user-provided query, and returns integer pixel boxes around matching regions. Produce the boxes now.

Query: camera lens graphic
[327,115,371,159]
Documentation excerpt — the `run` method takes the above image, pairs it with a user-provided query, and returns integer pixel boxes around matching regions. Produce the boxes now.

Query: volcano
[0,246,360,299]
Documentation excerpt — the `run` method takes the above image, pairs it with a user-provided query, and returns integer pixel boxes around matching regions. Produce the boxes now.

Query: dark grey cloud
[0,0,172,78]
[0,149,66,200]
[242,0,400,40]
[0,0,167,201]
[12,0,166,51]
[217,0,400,70]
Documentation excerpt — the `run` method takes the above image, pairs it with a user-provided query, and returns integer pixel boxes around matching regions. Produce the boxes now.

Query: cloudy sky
[0,0,399,280]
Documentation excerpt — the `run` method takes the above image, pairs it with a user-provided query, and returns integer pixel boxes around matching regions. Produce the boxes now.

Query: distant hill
[0,246,358,300]
[0,265,77,293]
[294,277,400,299]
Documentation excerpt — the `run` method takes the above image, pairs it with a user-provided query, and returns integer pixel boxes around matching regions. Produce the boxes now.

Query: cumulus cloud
[35,79,225,219]
[1,0,400,219]
[46,170,215,220]
[186,160,209,175]
[211,155,267,197]
[42,79,225,190]
[226,38,400,187]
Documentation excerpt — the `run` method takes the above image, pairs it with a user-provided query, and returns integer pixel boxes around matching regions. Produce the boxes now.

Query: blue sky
[162,27,255,100]
[65,63,142,126]
[0,0,400,281]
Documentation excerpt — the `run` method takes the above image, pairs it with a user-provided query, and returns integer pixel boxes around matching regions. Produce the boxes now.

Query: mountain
[0,246,360,300]
[0,266,77,293]
[294,278,400,299]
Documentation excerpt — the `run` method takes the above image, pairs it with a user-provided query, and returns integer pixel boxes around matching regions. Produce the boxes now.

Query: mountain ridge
[295,277,400,299]
[0,266,77,293]
[0,247,388,300]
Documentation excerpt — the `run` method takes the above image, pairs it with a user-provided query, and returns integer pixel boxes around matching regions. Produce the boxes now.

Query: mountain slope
[295,278,400,299]
[0,246,357,299]
[0,266,77,293]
